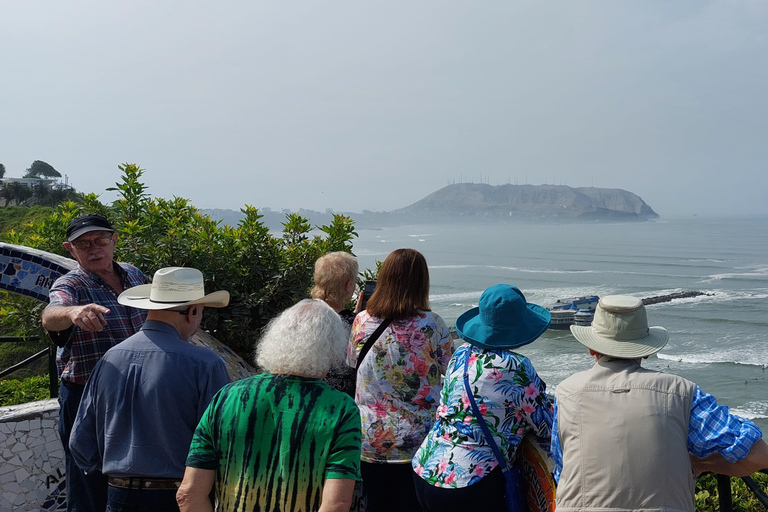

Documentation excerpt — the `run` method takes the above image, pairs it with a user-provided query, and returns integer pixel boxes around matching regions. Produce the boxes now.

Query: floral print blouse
[348,310,454,463]
[412,343,553,488]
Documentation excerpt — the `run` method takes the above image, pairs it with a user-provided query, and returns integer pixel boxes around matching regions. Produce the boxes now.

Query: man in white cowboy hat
[552,295,768,512]
[69,267,231,512]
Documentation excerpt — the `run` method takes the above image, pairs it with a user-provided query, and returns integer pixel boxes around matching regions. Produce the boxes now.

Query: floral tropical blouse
[412,343,553,488]
[348,310,454,463]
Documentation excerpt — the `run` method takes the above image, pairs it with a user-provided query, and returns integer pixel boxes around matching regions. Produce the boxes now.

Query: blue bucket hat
[455,284,551,350]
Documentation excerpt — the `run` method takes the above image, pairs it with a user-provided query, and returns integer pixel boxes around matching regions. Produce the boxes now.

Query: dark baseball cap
[66,214,115,241]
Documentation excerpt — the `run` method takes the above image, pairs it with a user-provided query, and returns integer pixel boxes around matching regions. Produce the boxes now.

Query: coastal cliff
[203,184,659,228]
[393,183,659,221]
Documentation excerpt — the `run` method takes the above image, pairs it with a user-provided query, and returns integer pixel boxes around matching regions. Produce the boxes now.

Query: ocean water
[351,216,768,430]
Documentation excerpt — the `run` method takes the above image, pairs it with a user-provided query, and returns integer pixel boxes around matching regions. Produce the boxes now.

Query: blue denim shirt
[69,320,230,478]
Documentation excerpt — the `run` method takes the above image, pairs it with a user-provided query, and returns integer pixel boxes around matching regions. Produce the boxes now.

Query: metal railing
[717,471,768,511]
[0,335,58,398]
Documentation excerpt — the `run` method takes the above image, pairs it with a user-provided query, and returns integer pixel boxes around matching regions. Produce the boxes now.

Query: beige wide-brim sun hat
[118,267,229,310]
[570,295,669,359]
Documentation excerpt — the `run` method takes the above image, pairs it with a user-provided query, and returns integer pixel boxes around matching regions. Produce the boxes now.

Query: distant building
[0,176,73,191]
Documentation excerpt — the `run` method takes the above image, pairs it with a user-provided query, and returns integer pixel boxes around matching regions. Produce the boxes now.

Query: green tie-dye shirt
[186,373,362,512]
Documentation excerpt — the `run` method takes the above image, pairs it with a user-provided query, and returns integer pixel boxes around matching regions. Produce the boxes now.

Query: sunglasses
[70,234,114,250]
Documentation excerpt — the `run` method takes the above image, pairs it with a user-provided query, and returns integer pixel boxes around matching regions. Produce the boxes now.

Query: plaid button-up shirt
[48,262,148,385]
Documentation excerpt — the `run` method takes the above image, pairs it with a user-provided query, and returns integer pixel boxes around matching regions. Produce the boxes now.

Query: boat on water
[546,295,599,329]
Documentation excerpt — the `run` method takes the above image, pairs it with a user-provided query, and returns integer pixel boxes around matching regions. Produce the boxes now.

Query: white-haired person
[69,267,231,512]
[177,299,362,512]
[311,251,360,397]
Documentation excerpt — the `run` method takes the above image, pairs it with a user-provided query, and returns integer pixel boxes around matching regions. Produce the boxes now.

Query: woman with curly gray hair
[178,299,362,512]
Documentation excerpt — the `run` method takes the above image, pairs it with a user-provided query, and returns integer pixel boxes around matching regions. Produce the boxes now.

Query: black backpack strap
[355,319,393,372]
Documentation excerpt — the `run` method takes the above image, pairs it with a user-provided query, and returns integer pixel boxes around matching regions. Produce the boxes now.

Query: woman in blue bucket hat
[412,284,555,511]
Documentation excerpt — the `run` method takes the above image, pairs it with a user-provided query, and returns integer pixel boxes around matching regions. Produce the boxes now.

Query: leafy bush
[1,163,357,361]
[0,205,54,235]
[0,375,51,406]
[696,472,768,511]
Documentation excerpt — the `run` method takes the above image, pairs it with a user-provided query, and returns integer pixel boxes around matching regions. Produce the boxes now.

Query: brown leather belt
[107,476,182,490]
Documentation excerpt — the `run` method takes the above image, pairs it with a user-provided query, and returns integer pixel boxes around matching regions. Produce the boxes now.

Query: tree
[24,160,61,179]
[2,182,33,205]
[2,163,359,361]
[0,163,5,179]
[32,181,50,203]
[0,183,9,206]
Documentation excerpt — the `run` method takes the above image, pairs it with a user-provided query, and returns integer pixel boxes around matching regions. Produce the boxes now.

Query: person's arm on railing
[688,385,766,477]
[692,439,768,478]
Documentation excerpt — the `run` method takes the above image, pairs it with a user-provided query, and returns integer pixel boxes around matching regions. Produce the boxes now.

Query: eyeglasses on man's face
[70,234,114,250]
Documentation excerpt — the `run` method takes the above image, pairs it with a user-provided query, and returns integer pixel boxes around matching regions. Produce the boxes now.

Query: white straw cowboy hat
[570,295,668,359]
[118,267,229,310]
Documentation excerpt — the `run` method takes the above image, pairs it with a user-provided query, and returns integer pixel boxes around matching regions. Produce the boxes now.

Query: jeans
[59,381,109,512]
[106,486,180,512]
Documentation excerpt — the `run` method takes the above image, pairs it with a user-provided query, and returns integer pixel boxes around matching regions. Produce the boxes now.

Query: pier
[641,290,712,306]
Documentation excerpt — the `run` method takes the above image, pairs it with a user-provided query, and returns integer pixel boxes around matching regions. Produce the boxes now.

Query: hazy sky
[2,1,767,217]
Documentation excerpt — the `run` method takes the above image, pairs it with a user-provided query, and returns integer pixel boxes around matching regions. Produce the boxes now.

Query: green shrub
[0,205,53,236]
[0,375,51,406]
[696,472,768,511]
[0,293,50,378]
[1,163,358,361]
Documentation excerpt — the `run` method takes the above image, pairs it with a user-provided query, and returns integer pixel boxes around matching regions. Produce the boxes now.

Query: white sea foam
[354,249,388,257]
[729,402,768,421]
[408,233,434,238]
[432,264,692,279]
[701,266,768,283]
[430,264,483,270]
[657,345,768,368]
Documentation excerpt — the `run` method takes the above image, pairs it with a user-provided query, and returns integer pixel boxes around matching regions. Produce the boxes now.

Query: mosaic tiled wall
[0,400,66,512]
[0,243,75,302]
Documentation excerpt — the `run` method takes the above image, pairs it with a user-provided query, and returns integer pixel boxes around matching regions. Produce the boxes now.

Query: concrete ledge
[0,399,65,512]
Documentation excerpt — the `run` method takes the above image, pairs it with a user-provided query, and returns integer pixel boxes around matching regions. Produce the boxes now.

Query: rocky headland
[204,183,659,228]
[393,183,658,222]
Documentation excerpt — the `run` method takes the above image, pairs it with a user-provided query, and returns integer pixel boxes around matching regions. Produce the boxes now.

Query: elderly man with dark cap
[552,295,768,512]
[42,213,149,512]
[70,267,231,512]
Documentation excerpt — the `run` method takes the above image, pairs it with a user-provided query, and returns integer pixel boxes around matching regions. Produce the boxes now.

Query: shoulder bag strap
[356,318,393,372]
[463,349,509,474]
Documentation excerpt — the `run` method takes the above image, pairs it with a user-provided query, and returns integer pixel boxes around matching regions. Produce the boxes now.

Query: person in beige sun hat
[69,267,231,512]
[552,295,768,512]
[569,294,669,359]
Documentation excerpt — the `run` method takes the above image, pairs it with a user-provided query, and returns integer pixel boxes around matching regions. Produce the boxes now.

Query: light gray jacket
[555,357,697,512]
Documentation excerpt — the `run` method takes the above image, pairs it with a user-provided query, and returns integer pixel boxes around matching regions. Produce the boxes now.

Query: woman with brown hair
[347,248,454,512]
